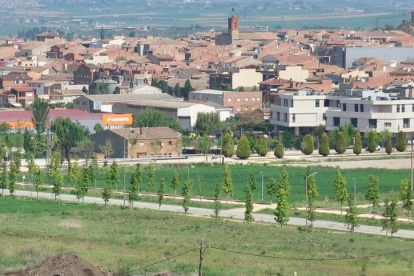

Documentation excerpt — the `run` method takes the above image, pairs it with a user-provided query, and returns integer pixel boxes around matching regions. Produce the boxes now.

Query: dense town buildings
[2,14,414,140]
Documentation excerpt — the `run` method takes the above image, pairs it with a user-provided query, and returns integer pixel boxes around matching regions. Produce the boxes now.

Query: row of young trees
[228,165,408,237]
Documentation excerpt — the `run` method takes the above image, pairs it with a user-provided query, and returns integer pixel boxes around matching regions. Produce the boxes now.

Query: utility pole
[123,165,126,208]
[199,240,207,276]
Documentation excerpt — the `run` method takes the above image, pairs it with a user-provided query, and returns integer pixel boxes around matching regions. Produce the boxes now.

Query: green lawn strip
[256,208,414,231]
[14,184,241,210]
[1,197,414,276]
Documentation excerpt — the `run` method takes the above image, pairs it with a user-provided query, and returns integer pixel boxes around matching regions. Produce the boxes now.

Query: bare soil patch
[5,253,111,276]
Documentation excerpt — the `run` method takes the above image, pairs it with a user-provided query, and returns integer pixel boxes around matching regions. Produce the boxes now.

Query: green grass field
[32,163,412,205]
[1,197,414,276]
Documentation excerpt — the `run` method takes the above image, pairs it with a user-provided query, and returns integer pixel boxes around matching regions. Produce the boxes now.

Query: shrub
[353,132,362,156]
[367,130,376,153]
[335,132,346,154]
[255,136,268,157]
[318,133,330,157]
[395,131,407,152]
[236,135,251,159]
[301,134,314,155]
[222,133,234,157]
[274,143,284,158]
[385,135,392,155]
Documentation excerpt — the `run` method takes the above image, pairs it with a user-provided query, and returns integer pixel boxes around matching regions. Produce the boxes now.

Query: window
[292,114,296,123]
[324,99,329,107]
[360,104,364,112]
[227,98,232,102]
[351,118,358,127]
[277,112,280,121]
[385,122,391,127]
[82,101,86,105]
[283,99,289,107]
[139,142,144,147]
[237,97,240,102]
[168,141,173,146]
[245,97,249,102]
[315,100,320,107]
[397,105,401,113]
[257,97,261,102]
[404,118,410,128]
[342,103,347,111]
[354,104,358,112]
[291,100,294,107]
[333,117,340,127]
[369,119,377,129]
[412,104,414,112]
[75,100,80,104]
[252,98,255,101]
[284,113,287,122]
[402,105,406,113]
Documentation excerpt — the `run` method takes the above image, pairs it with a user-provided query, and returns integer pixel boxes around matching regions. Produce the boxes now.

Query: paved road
[7,190,414,239]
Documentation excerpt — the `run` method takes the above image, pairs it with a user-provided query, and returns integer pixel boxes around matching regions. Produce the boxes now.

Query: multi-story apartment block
[271,89,414,138]
[326,97,414,138]
[270,91,340,136]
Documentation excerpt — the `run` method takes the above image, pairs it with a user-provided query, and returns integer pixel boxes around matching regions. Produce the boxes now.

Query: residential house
[89,127,181,158]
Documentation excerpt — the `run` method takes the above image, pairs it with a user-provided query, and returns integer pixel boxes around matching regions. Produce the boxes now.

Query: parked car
[365,145,381,151]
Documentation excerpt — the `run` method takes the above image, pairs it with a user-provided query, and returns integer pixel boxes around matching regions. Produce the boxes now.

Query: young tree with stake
[182,179,193,215]
[244,182,254,222]
[213,182,221,219]
[129,164,141,206]
[305,167,319,228]
[382,197,399,238]
[274,181,289,227]
[170,170,179,197]
[267,178,277,204]
[334,167,348,214]
[365,175,380,212]
[158,178,165,209]
[146,164,155,194]
[345,195,358,233]
[52,171,63,200]
[109,161,120,191]
[400,179,412,217]
[222,164,233,203]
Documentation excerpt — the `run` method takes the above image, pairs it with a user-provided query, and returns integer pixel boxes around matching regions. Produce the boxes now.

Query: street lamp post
[259,172,264,204]
[352,178,356,199]
[305,172,318,227]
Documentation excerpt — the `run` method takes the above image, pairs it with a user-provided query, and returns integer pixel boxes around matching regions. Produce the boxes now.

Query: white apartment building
[271,89,414,138]
[326,98,414,138]
[270,91,340,135]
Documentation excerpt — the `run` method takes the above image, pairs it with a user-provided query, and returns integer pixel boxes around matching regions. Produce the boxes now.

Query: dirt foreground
[5,253,112,276]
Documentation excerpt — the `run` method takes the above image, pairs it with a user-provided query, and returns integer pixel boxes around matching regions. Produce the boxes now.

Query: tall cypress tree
[385,135,393,155]
[255,136,268,156]
[335,132,347,154]
[301,134,314,155]
[367,130,376,153]
[318,133,330,157]
[353,132,362,156]
[222,133,235,157]
[236,135,251,159]
[395,131,407,152]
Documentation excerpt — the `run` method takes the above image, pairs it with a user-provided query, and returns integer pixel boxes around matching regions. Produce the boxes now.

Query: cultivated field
[29,163,413,205]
